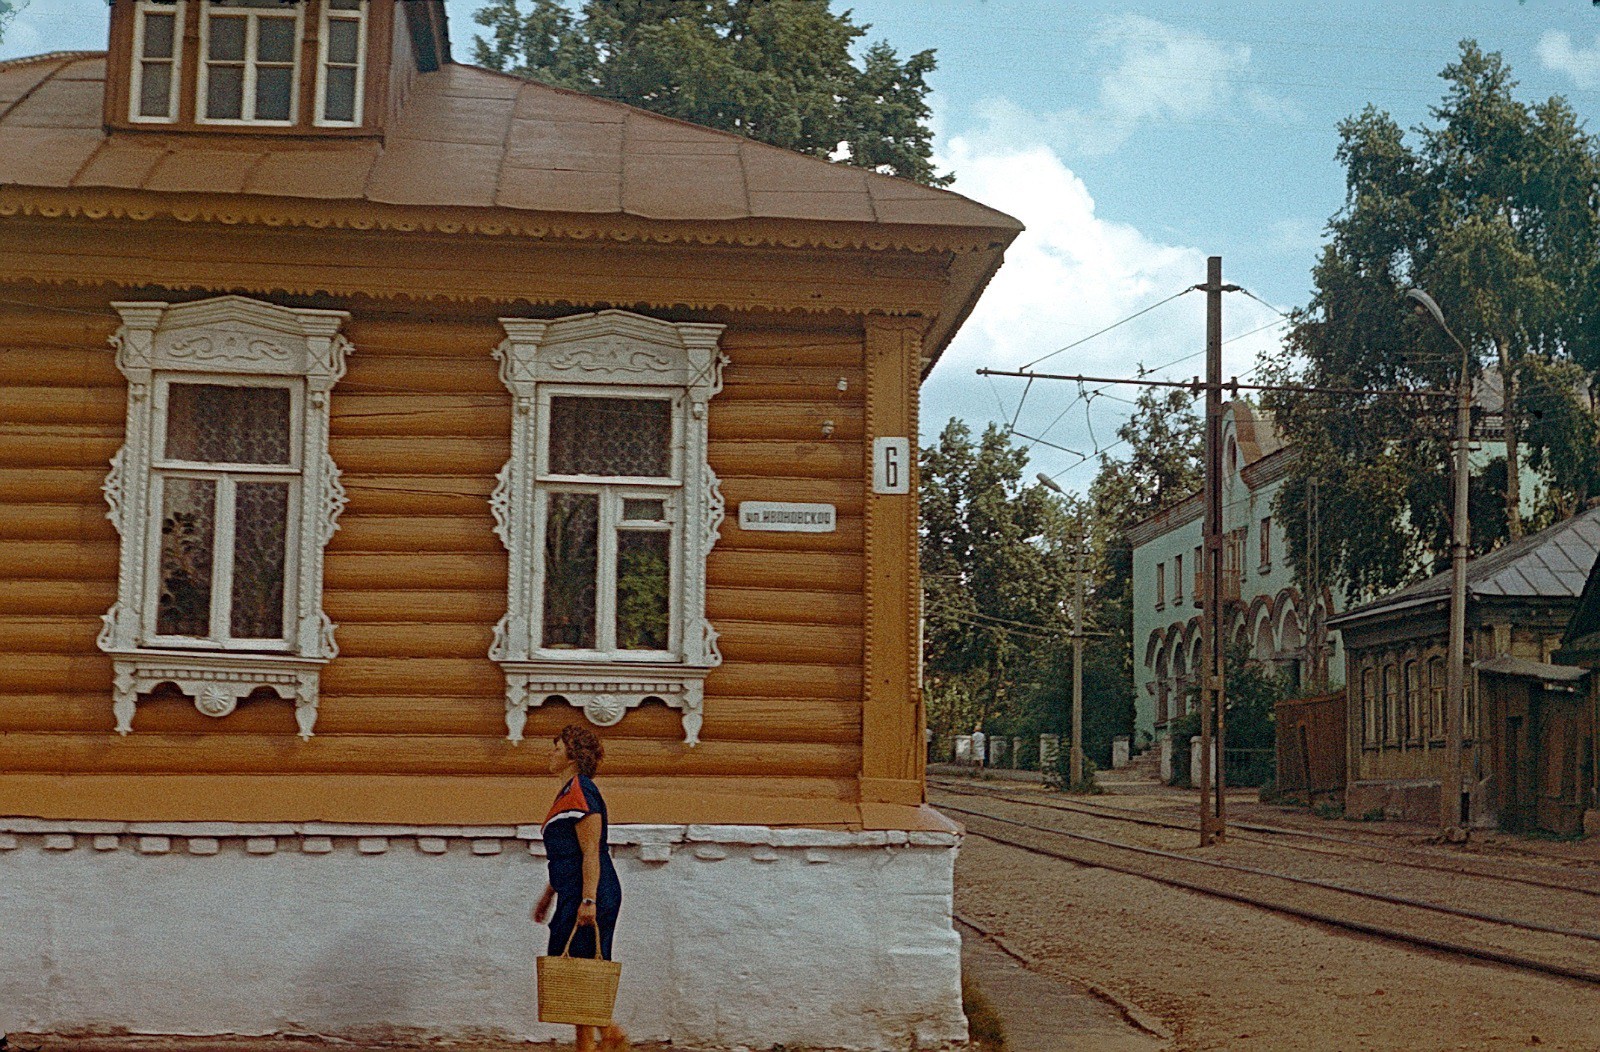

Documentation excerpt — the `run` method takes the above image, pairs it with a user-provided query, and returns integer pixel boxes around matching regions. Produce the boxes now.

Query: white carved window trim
[99,296,352,740]
[490,311,727,746]
[129,0,185,123]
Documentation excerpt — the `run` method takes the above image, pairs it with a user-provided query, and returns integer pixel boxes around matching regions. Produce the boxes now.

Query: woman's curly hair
[557,723,605,778]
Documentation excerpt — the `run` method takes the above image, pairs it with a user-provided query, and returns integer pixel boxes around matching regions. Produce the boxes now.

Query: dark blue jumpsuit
[542,774,622,960]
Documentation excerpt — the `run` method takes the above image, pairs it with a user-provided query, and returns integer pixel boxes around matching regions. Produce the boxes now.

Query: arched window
[1427,656,1445,741]
[1361,666,1377,746]
[1404,660,1421,744]
[1382,664,1399,746]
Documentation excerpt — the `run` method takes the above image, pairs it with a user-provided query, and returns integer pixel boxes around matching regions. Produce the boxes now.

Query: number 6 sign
[873,437,911,494]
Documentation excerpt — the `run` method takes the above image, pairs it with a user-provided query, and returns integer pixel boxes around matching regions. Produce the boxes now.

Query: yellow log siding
[0,301,887,821]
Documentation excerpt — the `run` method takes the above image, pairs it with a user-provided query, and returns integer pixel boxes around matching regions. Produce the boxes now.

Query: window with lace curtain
[150,380,299,647]
[490,312,727,746]
[99,297,350,739]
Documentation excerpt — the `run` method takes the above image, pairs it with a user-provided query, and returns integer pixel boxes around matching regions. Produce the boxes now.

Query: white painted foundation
[0,820,966,1050]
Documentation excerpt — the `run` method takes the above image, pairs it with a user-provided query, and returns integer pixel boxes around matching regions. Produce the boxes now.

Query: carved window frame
[99,296,352,740]
[490,311,727,746]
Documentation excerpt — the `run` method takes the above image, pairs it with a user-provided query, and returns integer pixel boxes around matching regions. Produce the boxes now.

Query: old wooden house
[1330,506,1600,830]
[0,1,1021,1045]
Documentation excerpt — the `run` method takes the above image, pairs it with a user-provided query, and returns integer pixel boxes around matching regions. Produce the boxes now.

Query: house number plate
[738,502,837,532]
[873,437,911,494]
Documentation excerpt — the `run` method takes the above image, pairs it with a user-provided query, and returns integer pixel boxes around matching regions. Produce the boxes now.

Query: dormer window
[199,0,302,124]
[115,0,387,132]
[317,0,367,124]
[131,0,183,122]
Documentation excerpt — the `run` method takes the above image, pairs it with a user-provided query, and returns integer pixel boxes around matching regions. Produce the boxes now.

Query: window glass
[143,12,176,57]
[326,18,360,64]
[139,64,174,118]
[255,65,294,120]
[208,16,247,60]
[256,16,295,62]
[542,493,599,649]
[230,481,289,639]
[206,65,245,119]
[616,530,670,650]
[548,397,672,476]
[165,384,291,465]
[623,498,666,521]
[158,477,217,637]
[323,66,357,122]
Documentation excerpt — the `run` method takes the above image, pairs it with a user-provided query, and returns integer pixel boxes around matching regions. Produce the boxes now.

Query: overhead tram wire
[1021,286,1196,371]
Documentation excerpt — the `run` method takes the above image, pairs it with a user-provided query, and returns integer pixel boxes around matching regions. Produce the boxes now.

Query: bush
[1044,744,1104,794]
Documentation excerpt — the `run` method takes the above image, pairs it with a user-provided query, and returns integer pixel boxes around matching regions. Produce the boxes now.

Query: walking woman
[533,724,628,1051]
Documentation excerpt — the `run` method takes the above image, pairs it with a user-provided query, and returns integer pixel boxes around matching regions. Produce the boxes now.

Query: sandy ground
[947,779,1600,1052]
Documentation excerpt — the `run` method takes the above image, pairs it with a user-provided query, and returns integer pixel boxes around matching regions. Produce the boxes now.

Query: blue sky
[7,1,1600,488]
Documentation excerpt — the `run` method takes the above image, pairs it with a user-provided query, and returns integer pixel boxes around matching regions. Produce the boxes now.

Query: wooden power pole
[1200,255,1236,846]
[1070,531,1086,788]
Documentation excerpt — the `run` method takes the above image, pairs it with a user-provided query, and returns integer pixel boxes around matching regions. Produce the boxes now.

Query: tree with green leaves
[1262,41,1600,602]
[0,2,22,45]
[920,420,1078,751]
[1084,387,1204,749]
[471,0,949,185]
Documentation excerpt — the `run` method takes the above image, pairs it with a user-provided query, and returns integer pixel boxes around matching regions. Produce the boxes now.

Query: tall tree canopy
[920,420,1076,746]
[1262,41,1600,601]
[917,397,1203,763]
[471,0,949,185]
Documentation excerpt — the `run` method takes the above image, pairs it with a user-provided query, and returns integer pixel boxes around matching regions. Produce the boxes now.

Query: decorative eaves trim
[1126,493,1204,549]
[0,187,1011,256]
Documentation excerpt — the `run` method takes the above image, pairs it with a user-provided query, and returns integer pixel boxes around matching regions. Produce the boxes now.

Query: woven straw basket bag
[537,923,621,1027]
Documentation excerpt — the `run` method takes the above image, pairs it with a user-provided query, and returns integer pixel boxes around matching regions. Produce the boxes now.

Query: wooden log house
[0,2,1021,1046]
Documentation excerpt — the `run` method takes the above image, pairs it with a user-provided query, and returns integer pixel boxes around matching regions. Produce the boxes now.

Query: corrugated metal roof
[1331,505,1600,626]
[0,53,1022,235]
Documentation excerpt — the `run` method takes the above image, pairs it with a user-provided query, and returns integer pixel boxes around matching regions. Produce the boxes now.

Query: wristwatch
[581,897,596,905]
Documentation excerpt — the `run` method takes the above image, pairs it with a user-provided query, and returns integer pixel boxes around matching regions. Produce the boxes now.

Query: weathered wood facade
[1331,507,1600,826]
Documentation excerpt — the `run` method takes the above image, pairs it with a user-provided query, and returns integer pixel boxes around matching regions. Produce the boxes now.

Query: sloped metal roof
[1331,505,1600,626]
[0,53,1022,235]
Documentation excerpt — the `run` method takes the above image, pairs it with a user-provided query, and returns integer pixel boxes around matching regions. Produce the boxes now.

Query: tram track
[935,792,1600,988]
[931,776,1600,899]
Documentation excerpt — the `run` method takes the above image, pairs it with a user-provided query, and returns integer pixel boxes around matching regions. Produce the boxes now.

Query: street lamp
[1035,473,1087,788]
[1405,287,1471,841]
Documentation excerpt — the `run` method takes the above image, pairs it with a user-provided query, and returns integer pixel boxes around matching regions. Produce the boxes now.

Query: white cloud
[923,125,1285,492]
[973,15,1297,158]
[1538,30,1600,90]
[0,0,106,61]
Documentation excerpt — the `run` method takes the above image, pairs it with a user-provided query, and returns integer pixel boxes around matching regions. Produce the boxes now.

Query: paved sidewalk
[959,924,1168,1052]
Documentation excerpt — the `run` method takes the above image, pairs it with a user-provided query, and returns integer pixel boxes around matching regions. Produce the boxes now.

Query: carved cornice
[0,187,1010,256]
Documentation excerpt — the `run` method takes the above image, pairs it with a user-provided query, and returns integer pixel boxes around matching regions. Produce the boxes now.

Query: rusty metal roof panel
[0,127,103,186]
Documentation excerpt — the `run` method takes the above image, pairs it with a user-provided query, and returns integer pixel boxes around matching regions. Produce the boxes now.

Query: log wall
[0,297,875,820]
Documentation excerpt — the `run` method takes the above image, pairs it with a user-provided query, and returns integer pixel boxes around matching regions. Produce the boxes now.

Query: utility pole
[1070,529,1086,788]
[1200,256,1236,846]
[1406,288,1472,841]
[980,272,1459,844]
